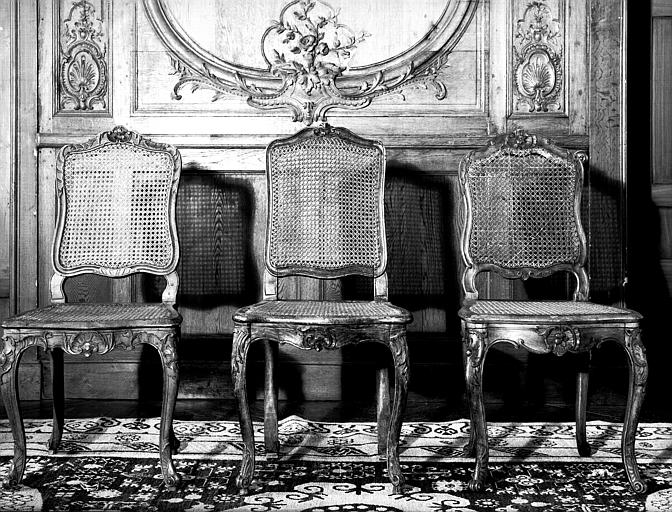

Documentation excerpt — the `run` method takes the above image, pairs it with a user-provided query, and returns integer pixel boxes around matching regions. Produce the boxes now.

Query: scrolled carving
[512,1,563,113]
[59,0,108,111]
[0,335,50,375]
[300,326,337,351]
[534,325,580,356]
[144,0,478,125]
[231,324,251,396]
[464,328,487,368]
[388,328,410,384]
[65,331,113,357]
[625,328,647,386]
[132,331,178,371]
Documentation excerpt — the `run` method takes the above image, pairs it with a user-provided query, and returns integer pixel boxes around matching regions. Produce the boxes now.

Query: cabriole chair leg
[47,348,65,454]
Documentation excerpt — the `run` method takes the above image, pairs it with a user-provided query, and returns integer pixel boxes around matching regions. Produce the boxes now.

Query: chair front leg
[620,327,648,494]
[575,352,591,457]
[263,341,279,457]
[464,327,488,491]
[47,348,65,453]
[140,330,181,489]
[0,335,44,488]
[232,323,254,495]
[386,328,408,494]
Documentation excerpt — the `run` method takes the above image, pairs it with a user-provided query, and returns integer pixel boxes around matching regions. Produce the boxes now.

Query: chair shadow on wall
[504,161,670,422]
[134,173,269,405]
[337,162,464,410]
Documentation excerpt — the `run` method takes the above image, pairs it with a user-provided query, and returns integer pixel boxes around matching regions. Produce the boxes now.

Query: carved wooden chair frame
[458,130,648,493]
[231,124,411,494]
[0,126,183,488]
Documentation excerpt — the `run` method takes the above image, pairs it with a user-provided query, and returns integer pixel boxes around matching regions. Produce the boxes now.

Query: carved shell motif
[515,48,561,112]
[512,0,563,113]
[59,0,108,111]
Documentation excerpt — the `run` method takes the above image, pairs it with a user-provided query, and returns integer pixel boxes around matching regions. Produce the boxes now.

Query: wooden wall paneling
[489,0,507,134]
[23,0,625,406]
[175,171,265,335]
[123,0,491,141]
[652,18,672,186]
[2,1,41,400]
[567,0,588,134]
[652,0,672,16]
[37,150,56,309]
[15,2,39,316]
[588,0,626,304]
[0,0,14,313]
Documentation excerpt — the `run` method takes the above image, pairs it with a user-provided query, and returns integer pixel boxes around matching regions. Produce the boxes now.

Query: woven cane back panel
[465,149,581,270]
[57,143,176,273]
[267,131,385,277]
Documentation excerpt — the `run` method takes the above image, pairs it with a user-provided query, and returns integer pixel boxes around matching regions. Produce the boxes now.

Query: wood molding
[652,0,672,16]
[11,2,39,314]
[588,0,626,304]
[36,132,589,149]
[0,1,15,301]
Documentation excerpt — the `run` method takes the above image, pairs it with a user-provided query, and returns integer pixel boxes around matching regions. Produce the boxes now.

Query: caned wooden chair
[458,130,648,493]
[231,124,412,494]
[0,126,182,488]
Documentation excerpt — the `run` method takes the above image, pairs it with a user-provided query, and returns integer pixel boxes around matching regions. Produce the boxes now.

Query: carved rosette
[66,331,112,357]
[512,1,563,113]
[59,0,108,111]
[534,325,580,356]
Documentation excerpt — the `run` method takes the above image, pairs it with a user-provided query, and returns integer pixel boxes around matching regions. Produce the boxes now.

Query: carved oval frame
[143,0,479,124]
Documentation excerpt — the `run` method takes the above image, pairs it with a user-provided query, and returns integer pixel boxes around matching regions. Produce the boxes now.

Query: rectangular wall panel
[652,18,672,184]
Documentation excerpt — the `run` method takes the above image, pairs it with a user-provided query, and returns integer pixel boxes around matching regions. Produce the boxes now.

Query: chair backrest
[459,130,588,301]
[264,124,388,298]
[51,126,182,304]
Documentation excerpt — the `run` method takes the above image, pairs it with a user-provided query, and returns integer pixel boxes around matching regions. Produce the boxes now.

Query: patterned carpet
[0,417,671,511]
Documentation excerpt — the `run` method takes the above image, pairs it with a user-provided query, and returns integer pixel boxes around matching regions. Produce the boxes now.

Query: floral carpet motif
[0,417,670,511]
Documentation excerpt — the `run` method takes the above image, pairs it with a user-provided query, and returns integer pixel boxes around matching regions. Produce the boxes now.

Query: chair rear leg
[620,328,648,494]
[264,341,279,458]
[47,348,65,453]
[575,352,591,457]
[232,323,255,495]
[376,366,390,460]
[386,329,408,494]
[462,337,476,457]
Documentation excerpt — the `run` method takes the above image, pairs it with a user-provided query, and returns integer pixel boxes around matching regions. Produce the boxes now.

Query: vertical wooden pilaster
[588,0,627,304]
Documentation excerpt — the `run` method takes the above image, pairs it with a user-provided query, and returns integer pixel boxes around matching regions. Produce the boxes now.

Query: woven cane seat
[2,303,181,330]
[460,300,641,324]
[234,300,411,325]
